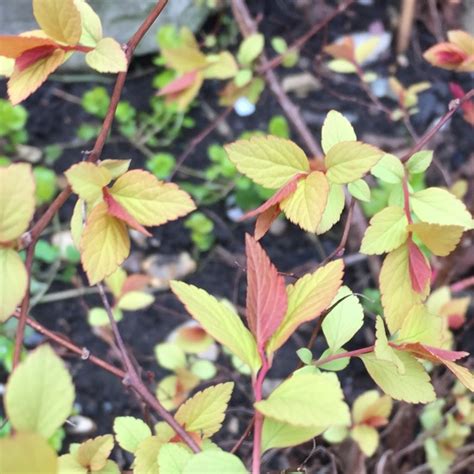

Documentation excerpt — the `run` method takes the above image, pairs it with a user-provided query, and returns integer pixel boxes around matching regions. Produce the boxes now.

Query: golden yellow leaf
[408,222,464,257]
[80,202,130,284]
[352,390,392,425]
[0,163,35,242]
[268,259,344,354]
[380,244,427,334]
[351,425,379,456]
[280,171,329,232]
[77,435,114,471]
[8,49,66,104]
[109,170,195,227]
[33,0,82,46]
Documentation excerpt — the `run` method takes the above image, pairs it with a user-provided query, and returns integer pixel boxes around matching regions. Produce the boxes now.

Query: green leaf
[321,110,356,154]
[117,291,154,311]
[5,344,74,438]
[255,372,350,428]
[360,206,409,255]
[175,382,234,438]
[133,436,163,474]
[0,163,36,242]
[371,153,404,183]
[318,348,350,371]
[406,150,433,174]
[225,136,309,189]
[374,316,405,374]
[325,141,384,184]
[75,0,103,47]
[360,351,435,403]
[296,347,313,365]
[158,443,192,473]
[0,248,27,322]
[183,451,247,473]
[234,69,252,87]
[237,33,264,65]
[348,179,371,202]
[268,115,290,138]
[316,184,345,234]
[0,432,58,473]
[380,244,426,334]
[34,166,57,204]
[262,417,324,452]
[351,425,379,456]
[113,417,151,454]
[86,37,127,73]
[394,304,443,346]
[322,286,364,351]
[411,188,473,229]
[170,281,261,373]
[65,162,111,204]
[155,342,187,371]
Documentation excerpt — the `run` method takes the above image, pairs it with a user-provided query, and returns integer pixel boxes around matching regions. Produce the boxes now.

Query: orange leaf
[103,187,151,237]
[157,70,199,97]
[254,205,281,241]
[121,275,150,296]
[324,37,355,62]
[0,35,57,59]
[245,234,287,350]
[407,239,431,294]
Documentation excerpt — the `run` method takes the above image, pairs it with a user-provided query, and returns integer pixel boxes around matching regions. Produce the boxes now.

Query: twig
[13,311,125,378]
[13,0,170,370]
[321,198,355,265]
[258,0,355,74]
[400,89,474,163]
[231,0,322,158]
[397,0,417,54]
[230,416,255,454]
[97,284,201,453]
[170,105,233,180]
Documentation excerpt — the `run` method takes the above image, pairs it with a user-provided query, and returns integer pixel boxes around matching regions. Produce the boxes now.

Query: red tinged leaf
[254,205,281,241]
[407,239,431,294]
[241,173,306,220]
[394,342,469,363]
[245,234,287,350]
[157,70,198,97]
[447,313,465,330]
[16,45,58,72]
[0,35,57,59]
[102,187,152,237]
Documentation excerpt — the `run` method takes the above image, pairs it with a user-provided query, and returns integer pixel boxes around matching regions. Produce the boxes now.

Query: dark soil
[1,1,473,472]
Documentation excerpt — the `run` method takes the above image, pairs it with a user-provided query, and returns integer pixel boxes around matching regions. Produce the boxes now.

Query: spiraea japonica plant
[0,0,473,473]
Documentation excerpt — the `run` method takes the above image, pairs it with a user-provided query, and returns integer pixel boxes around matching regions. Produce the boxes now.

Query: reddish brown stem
[13,0,169,369]
[400,89,474,163]
[13,311,125,379]
[231,0,322,158]
[97,284,201,453]
[252,350,270,474]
